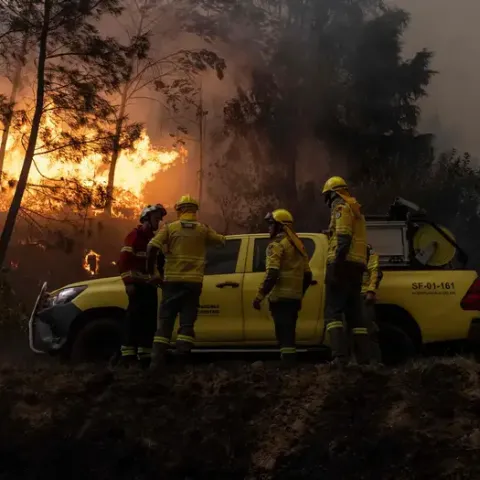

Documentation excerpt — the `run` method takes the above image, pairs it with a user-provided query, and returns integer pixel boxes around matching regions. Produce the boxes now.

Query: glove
[148,275,163,287]
[125,284,136,296]
[365,291,376,304]
[252,297,262,310]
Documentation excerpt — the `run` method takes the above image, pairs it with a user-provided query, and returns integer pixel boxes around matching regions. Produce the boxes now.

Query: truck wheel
[70,318,122,364]
[377,323,416,366]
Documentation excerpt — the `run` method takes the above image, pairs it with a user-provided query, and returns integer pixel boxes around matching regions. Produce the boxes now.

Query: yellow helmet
[265,209,294,224]
[322,176,348,194]
[175,194,199,211]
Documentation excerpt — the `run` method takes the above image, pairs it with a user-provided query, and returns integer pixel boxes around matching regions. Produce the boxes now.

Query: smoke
[393,0,480,158]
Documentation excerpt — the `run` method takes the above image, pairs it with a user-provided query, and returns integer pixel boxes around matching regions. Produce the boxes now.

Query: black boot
[327,321,349,363]
[149,343,169,373]
[109,351,121,368]
[280,353,297,369]
[329,355,348,370]
[173,339,193,367]
[138,355,151,371]
[172,350,191,368]
[116,355,139,369]
[370,339,383,366]
[353,333,371,366]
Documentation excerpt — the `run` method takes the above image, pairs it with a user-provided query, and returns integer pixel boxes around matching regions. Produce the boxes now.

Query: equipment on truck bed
[365,197,468,269]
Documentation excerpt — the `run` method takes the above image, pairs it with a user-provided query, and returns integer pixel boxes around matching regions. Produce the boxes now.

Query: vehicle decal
[198,304,220,315]
[411,282,456,295]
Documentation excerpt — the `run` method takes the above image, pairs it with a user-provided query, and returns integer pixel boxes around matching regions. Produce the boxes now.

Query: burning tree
[102,0,226,216]
[0,26,30,181]
[0,0,127,268]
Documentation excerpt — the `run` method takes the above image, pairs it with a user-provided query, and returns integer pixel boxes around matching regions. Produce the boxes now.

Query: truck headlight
[51,286,87,306]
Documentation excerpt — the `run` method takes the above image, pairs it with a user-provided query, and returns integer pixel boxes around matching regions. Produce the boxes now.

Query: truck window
[205,239,241,275]
[253,237,315,272]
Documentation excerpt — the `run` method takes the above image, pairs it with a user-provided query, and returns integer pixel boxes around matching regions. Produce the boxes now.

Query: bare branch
[34,133,113,156]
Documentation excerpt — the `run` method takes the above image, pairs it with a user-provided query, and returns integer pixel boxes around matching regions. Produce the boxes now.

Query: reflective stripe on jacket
[118,226,154,285]
[327,199,367,266]
[149,213,225,283]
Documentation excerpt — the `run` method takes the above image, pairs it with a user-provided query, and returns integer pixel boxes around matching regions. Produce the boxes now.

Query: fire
[83,249,100,276]
[1,112,187,217]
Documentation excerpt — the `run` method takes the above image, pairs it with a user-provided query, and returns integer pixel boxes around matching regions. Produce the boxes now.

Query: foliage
[0,93,9,124]
[0,0,127,267]
[209,0,480,264]
[0,0,127,175]
[207,139,278,233]
[221,1,436,195]
[100,0,229,214]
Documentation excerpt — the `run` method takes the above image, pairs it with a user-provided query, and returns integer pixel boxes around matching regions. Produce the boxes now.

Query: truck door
[242,234,325,346]
[193,237,246,344]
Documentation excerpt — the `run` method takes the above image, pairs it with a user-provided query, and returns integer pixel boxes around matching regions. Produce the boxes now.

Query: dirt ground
[0,357,479,479]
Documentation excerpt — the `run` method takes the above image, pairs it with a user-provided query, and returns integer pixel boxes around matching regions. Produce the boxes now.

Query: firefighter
[252,209,313,365]
[146,194,225,371]
[322,176,370,366]
[117,203,167,368]
[362,244,383,364]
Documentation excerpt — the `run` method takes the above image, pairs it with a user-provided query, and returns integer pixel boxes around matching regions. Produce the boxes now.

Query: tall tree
[0,0,126,268]
[0,28,30,182]
[321,7,435,182]
[102,0,226,215]
[220,0,435,222]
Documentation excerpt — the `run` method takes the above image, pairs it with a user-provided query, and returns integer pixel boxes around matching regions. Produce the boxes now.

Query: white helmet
[140,204,167,222]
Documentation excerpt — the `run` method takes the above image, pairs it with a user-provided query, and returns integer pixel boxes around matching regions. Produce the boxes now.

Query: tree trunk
[104,85,128,216]
[104,8,146,217]
[0,32,29,183]
[198,85,204,205]
[0,0,51,269]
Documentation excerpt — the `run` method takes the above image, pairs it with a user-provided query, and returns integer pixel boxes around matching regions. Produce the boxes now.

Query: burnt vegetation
[0,359,479,479]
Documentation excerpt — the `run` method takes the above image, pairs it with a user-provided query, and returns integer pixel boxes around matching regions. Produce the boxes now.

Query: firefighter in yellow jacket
[146,194,225,370]
[253,209,313,365]
[322,176,370,366]
[362,244,383,363]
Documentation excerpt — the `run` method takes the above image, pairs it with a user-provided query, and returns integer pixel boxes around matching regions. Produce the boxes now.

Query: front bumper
[29,282,83,354]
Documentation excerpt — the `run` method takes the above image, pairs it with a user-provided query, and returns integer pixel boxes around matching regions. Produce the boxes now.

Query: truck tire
[377,323,416,366]
[70,318,122,364]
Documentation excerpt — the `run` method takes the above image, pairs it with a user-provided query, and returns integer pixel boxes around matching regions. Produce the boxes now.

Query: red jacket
[118,225,154,285]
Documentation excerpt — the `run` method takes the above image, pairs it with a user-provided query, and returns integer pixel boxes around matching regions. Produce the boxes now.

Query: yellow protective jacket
[258,233,312,301]
[148,213,225,283]
[362,247,383,294]
[327,198,367,267]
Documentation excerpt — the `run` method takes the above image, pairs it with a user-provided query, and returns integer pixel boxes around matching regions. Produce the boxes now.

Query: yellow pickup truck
[29,198,480,365]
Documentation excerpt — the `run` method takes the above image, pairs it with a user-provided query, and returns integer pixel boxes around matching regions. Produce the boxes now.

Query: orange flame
[1,112,187,217]
[83,249,100,276]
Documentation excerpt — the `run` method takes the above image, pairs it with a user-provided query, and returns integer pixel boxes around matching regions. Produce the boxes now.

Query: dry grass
[0,358,479,479]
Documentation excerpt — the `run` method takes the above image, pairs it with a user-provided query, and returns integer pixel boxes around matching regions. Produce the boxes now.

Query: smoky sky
[394,0,480,158]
